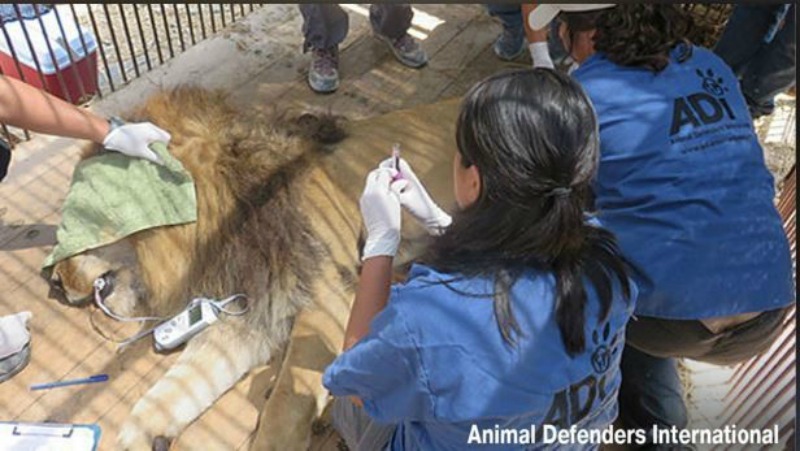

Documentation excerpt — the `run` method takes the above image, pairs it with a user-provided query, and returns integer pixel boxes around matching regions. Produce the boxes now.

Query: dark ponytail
[422,69,631,355]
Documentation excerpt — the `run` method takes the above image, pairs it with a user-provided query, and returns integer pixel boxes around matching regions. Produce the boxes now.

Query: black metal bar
[160,4,175,59]
[239,4,246,18]
[52,6,89,102]
[117,4,140,78]
[32,5,74,103]
[11,4,50,89]
[0,122,12,145]
[87,5,116,91]
[220,4,227,28]
[210,4,218,34]
[133,4,152,72]
[230,4,237,23]
[1,8,36,141]
[102,3,128,83]
[172,4,186,53]
[69,4,101,97]
[184,4,197,46]
[0,11,34,85]
[147,4,164,66]
[198,3,208,40]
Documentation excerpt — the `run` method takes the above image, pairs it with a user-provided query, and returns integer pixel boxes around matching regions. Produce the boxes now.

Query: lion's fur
[130,89,340,322]
[51,87,350,449]
[60,88,344,324]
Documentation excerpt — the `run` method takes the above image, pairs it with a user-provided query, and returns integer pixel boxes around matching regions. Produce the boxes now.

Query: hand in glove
[360,167,402,260]
[103,121,171,165]
[379,157,452,235]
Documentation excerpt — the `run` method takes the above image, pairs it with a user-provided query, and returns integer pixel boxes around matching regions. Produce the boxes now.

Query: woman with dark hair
[529,4,795,448]
[323,69,636,450]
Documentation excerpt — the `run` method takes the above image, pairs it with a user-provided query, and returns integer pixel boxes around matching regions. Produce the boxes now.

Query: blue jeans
[714,4,796,118]
[300,4,413,52]
[484,4,568,61]
[618,346,689,450]
[332,397,394,451]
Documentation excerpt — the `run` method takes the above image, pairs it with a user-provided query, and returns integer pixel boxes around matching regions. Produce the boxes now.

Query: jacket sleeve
[322,296,436,423]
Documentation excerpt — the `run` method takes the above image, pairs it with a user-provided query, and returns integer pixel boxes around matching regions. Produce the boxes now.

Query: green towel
[43,143,197,268]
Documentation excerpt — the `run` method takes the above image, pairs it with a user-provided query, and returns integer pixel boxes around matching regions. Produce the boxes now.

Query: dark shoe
[376,33,428,68]
[308,46,339,94]
[493,25,525,61]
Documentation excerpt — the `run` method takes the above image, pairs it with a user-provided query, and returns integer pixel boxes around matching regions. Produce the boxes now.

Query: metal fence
[1,3,263,146]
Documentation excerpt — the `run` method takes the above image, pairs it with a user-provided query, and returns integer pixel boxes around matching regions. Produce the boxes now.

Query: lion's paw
[117,418,173,451]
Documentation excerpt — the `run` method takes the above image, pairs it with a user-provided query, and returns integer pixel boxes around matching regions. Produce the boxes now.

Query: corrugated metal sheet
[718,166,796,450]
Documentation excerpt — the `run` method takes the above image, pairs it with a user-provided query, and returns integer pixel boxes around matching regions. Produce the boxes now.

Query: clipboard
[0,421,101,451]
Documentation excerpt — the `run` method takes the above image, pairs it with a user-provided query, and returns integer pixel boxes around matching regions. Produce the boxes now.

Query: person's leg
[300,4,349,52]
[300,4,348,93]
[618,345,689,450]
[331,397,396,451]
[704,307,790,365]
[713,5,774,76]
[369,4,427,68]
[737,7,796,119]
[619,316,714,449]
[369,4,412,40]
[486,3,525,61]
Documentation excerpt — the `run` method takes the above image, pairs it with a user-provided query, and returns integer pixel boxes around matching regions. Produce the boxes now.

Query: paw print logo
[590,323,621,374]
[696,68,727,96]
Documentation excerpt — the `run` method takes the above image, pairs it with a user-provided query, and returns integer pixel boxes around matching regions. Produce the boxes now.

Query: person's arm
[522,4,555,69]
[343,256,393,351]
[0,75,168,164]
[344,167,401,350]
[0,75,108,143]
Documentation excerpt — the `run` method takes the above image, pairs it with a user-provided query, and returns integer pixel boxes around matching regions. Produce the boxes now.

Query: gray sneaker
[376,33,428,68]
[308,46,339,94]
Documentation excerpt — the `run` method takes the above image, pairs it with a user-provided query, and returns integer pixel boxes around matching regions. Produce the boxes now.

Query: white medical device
[153,298,219,351]
[92,273,249,351]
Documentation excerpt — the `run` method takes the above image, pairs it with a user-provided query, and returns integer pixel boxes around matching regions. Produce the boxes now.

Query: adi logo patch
[669,67,736,136]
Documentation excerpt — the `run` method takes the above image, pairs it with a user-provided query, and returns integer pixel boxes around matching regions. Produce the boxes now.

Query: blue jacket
[573,44,794,319]
[324,263,636,450]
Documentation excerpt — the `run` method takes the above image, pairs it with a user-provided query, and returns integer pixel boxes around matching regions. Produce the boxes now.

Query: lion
[46,86,459,450]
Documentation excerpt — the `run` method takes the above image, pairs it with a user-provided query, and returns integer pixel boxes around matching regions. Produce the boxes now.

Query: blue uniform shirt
[324,263,636,450]
[573,44,794,319]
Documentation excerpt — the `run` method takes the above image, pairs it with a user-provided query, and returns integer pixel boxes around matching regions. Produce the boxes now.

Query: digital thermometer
[153,299,219,351]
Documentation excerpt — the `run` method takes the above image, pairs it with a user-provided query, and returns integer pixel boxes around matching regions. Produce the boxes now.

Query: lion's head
[47,87,344,324]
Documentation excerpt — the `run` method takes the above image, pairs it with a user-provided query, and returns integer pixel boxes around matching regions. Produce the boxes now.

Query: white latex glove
[102,122,171,165]
[379,157,452,236]
[360,167,402,260]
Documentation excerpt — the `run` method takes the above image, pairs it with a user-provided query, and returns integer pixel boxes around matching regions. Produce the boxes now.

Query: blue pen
[30,373,109,391]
